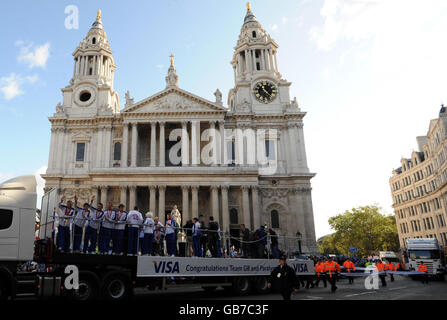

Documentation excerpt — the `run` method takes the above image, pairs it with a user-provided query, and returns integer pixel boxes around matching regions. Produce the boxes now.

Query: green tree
[319,205,399,257]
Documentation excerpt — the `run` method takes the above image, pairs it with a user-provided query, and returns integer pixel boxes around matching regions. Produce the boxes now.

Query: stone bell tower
[60,10,120,118]
[228,2,291,115]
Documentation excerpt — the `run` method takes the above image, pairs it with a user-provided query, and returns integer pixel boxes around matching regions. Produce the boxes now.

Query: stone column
[302,188,317,252]
[241,186,251,230]
[219,121,225,166]
[159,121,165,167]
[251,186,260,229]
[274,52,279,72]
[191,120,199,166]
[181,121,189,166]
[182,186,190,223]
[149,185,157,214]
[211,185,219,220]
[131,123,138,168]
[119,186,127,207]
[245,50,250,72]
[261,50,266,70]
[209,121,217,165]
[48,128,56,169]
[96,127,103,168]
[285,124,294,173]
[122,124,129,167]
[295,122,309,171]
[221,186,230,232]
[100,186,108,205]
[235,126,244,166]
[191,186,199,220]
[129,185,136,211]
[104,126,112,168]
[150,121,157,167]
[158,185,166,223]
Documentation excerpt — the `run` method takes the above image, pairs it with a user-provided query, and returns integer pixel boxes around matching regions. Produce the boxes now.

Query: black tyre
[101,273,131,301]
[232,277,251,295]
[0,278,9,300]
[73,273,99,301]
[254,276,270,294]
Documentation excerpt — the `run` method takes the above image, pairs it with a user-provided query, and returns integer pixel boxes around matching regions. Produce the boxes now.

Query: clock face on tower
[253,81,278,104]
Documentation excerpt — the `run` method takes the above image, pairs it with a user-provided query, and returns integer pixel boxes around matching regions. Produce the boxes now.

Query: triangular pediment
[122,87,227,114]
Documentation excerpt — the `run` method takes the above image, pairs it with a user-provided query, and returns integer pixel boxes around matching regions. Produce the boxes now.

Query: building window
[76,143,86,162]
[92,37,96,44]
[0,209,13,230]
[114,142,121,161]
[252,31,256,38]
[230,208,238,225]
[271,210,280,228]
[265,140,276,160]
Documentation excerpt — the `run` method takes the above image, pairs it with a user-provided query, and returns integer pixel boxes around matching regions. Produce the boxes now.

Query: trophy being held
[171,205,185,242]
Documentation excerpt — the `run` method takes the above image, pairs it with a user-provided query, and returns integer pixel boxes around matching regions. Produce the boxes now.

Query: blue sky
[2,0,447,237]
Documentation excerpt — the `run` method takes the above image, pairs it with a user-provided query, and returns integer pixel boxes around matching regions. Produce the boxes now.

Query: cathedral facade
[42,6,318,253]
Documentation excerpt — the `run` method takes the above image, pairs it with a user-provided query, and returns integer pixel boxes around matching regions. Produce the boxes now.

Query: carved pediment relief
[123,88,226,114]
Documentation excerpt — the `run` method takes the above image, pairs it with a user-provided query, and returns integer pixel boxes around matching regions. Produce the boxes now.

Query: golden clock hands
[261,85,271,98]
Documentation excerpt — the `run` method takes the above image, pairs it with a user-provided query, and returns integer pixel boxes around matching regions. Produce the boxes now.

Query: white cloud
[0,73,39,101]
[270,24,279,31]
[26,74,39,84]
[0,74,23,100]
[17,42,51,69]
[282,17,288,24]
[156,64,164,69]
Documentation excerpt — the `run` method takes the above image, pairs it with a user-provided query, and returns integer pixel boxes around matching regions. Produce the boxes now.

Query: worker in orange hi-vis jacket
[385,261,396,282]
[343,259,356,284]
[418,261,429,284]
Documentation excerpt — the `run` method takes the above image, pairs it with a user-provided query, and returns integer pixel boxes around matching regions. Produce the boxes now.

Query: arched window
[230,208,238,225]
[114,142,121,161]
[252,31,256,38]
[271,210,279,228]
[92,37,96,44]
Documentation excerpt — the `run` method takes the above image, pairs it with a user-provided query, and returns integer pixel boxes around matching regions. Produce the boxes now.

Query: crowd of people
[51,196,283,258]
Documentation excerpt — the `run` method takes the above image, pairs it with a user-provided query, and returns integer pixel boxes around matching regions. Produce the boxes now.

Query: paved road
[134,275,447,300]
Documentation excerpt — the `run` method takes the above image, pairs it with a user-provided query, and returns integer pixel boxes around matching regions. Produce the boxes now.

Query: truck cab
[405,238,445,279]
[0,175,37,299]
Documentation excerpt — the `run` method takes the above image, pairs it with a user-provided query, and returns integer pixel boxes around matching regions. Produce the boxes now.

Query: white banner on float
[137,256,315,277]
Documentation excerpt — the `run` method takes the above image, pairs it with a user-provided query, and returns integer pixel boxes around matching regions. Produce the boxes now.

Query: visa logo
[292,263,308,273]
[153,261,180,274]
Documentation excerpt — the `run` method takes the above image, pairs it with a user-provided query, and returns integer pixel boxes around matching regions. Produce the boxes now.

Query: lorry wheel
[73,273,99,301]
[0,278,8,300]
[101,273,131,301]
[254,277,270,294]
[232,277,251,295]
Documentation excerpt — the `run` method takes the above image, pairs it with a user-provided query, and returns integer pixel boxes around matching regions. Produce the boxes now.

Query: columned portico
[44,6,318,255]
